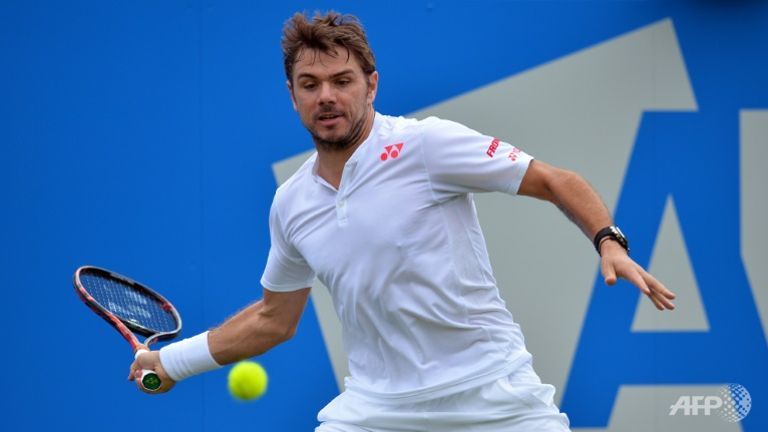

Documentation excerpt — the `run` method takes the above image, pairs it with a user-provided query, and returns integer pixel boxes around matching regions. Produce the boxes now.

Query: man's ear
[367,71,379,104]
[287,80,297,111]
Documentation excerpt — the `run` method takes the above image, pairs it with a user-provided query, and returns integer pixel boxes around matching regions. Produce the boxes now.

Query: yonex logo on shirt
[486,138,500,157]
[508,147,522,162]
[380,143,404,161]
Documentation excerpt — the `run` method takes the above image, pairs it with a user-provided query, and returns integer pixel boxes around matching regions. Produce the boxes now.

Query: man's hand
[128,346,176,394]
[600,240,676,310]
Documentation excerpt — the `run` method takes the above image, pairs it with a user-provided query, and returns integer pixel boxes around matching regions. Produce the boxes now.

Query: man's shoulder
[376,113,470,142]
[376,113,444,134]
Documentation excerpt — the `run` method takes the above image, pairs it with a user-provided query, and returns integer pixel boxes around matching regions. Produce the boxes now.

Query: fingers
[128,362,137,381]
[601,258,617,285]
[632,276,669,311]
[642,270,676,300]
[646,290,665,311]
[127,348,174,393]
[128,345,149,381]
[626,266,674,310]
[603,252,676,311]
[131,350,176,394]
[623,265,652,297]
[640,268,676,310]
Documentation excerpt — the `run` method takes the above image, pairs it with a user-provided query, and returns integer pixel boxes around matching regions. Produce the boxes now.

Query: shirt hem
[343,351,533,404]
[261,277,314,292]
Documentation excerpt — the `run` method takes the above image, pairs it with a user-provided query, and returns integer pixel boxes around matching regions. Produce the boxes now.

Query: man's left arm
[518,159,676,310]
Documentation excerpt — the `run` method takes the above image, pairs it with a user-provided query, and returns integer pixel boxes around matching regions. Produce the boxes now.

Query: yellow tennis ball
[228,361,268,401]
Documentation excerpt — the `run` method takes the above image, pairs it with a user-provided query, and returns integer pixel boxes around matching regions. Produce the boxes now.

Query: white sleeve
[420,117,533,201]
[260,201,315,292]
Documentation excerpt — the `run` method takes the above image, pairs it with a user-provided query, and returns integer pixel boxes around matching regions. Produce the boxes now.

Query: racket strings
[81,273,178,333]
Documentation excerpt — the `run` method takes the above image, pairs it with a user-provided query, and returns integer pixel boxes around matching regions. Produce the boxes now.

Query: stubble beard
[309,108,369,152]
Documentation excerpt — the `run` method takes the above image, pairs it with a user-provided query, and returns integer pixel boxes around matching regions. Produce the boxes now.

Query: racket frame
[73,265,183,389]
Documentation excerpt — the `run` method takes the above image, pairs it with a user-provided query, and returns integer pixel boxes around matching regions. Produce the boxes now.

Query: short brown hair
[281,11,376,82]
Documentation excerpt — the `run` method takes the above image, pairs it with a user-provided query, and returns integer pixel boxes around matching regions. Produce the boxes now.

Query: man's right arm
[129,286,311,393]
[209,286,311,364]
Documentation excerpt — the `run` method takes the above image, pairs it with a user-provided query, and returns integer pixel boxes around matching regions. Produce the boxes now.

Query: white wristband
[159,331,221,382]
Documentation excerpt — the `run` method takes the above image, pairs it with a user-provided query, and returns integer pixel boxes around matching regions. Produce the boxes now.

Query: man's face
[288,47,378,151]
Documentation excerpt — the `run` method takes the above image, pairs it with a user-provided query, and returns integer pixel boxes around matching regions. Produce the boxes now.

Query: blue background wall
[1,1,766,431]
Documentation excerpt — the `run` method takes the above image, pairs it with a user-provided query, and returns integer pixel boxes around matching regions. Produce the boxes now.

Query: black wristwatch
[593,225,629,256]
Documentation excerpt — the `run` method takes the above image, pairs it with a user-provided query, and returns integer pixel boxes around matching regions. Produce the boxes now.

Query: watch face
[612,226,625,238]
[611,226,628,248]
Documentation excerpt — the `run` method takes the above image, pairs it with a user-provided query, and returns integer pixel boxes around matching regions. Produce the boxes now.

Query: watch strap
[593,226,629,255]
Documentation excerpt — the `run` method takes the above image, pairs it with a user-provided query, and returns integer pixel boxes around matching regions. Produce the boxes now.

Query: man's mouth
[316,112,343,125]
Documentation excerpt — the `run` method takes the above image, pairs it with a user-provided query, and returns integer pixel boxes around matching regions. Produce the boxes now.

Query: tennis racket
[74,265,182,391]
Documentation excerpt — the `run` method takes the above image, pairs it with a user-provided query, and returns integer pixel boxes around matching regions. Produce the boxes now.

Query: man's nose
[318,82,336,104]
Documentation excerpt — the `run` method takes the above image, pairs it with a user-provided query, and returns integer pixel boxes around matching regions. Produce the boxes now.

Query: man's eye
[337,79,350,86]
[302,82,316,90]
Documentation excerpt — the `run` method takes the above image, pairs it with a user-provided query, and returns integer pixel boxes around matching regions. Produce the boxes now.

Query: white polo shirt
[261,113,535,401]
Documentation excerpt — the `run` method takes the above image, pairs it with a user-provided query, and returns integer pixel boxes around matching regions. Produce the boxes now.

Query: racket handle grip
[135,349,162,391]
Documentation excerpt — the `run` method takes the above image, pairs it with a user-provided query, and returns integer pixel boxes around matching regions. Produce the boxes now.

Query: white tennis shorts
[315,359,571,432]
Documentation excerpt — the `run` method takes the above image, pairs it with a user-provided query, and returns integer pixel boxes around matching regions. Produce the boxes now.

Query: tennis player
[130,11,676,432]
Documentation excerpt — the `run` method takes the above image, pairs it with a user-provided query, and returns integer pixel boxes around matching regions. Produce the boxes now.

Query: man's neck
[315,108,375,189]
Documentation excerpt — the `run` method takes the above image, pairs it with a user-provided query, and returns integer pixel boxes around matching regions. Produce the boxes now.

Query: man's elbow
[548,168,584,199]
[263,320,299,346]
[276,323,298,343]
